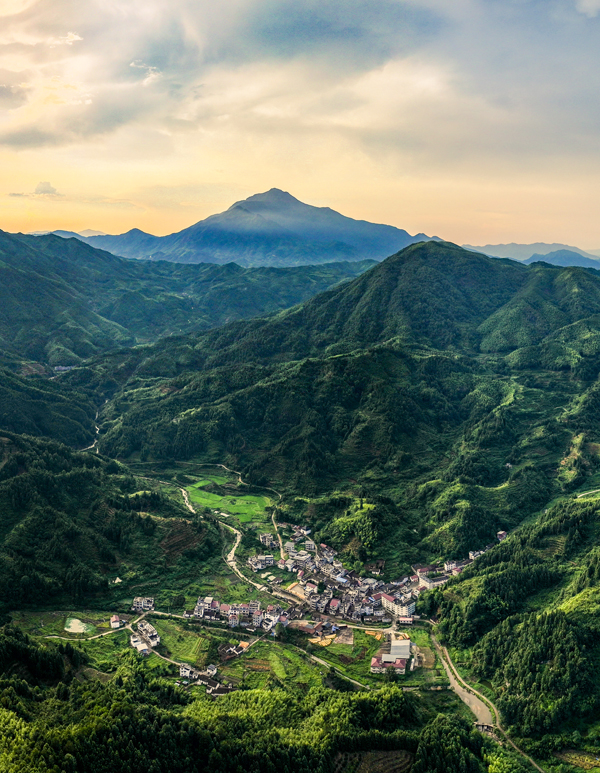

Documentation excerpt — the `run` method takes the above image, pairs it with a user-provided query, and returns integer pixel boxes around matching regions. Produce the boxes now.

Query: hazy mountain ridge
[64,189,440,267]
[522,248,600,269]
[464,240,600,262]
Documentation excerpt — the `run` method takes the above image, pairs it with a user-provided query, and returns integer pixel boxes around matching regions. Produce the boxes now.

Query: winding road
[433,637,547,773]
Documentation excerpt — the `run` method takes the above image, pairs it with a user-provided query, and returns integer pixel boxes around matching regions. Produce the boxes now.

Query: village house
[497,530,508,541]
[180,664,200,681]
[420,573,450,590]
[137,620,160,647]
[329,598,341,615]
[110,615,121,629]
[132,597,154,612]
[259,533,278,549]
[130,634,150,656]
[370,656,407,675]
[379,593,415,618]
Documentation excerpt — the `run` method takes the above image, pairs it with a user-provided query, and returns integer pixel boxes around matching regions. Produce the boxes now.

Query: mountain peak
[230,188,301,210]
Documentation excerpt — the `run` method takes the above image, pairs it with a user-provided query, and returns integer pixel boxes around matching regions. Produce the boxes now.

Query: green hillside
[0,230,373,364]
[0,432,219,617]
[51,241,600,564]
[7,237,600,768]
[0,366,96,446]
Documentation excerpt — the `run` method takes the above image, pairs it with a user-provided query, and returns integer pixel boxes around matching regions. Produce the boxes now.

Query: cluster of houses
[247,532,420,624]
[184,595,300,631]
[243,524,511,627]
[249,529,316,574]
[177,663,235,697]
[410,531,510,592]
[130,619,160,655]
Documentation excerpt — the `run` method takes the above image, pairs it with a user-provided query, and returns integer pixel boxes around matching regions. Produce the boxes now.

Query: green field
[151,618,210,666]
[219,640,323,690]
[10,609,127,639]
[187,482,272,524]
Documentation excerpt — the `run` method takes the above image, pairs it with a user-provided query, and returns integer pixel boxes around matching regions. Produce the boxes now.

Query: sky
[2,0,600,247]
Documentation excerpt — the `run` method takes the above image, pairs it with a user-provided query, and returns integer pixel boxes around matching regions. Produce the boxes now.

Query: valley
[5,238,600,772]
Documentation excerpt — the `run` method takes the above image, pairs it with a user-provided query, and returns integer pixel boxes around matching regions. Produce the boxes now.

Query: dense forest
[0,229,373,364]
[422,497,600,738]
[0,624,536,773]
[0,432,216,615]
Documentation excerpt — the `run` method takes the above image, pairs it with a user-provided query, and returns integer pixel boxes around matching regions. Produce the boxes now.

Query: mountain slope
[0,230,374,363]
[81,188,439,267]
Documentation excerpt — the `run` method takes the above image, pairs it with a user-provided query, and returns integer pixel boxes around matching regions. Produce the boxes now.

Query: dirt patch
[338,647,366,666]
[335,628,354,646]
[246,659,271,671]
[334,750,413,773]
[19,363,48,377]
[418,647,435,669]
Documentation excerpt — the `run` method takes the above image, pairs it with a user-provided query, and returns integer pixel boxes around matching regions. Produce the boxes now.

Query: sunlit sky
[3,0,600,246]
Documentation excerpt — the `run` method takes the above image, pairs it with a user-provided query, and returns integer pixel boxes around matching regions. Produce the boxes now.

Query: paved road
[432,637,493,725]
[434,637,548,773]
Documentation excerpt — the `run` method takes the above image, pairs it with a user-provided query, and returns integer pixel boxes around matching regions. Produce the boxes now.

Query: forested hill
[52,240,600,563]
[0,432,216,616]
[0,229,373,365]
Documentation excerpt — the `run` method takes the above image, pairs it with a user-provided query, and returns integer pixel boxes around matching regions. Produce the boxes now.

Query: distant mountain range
[464,241,600,264]
[41,188,440,267]
[522,249,600,269]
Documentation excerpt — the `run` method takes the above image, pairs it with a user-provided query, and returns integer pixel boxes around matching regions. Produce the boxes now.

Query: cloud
[34,180,57,194]
[7,180,62,197]
[4,0,600,244]
[48,31,83,47]
[575,0,600,16]
[130,60,162,86]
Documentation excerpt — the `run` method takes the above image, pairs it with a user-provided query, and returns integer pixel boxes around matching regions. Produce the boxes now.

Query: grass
[311,630,382,685]
[187,484,272,524]
[151,618,209,666]
[220,640,323,690]
[10,609,128,639]
[79,630,131,672]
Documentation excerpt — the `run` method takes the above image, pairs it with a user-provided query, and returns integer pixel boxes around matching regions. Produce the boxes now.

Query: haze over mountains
[45,188,440,268]
[40,189,600,271]
[464,241,600,262]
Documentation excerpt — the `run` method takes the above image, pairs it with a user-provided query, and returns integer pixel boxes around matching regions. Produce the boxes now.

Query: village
[118,526,509,689]
[244,523,509,627]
